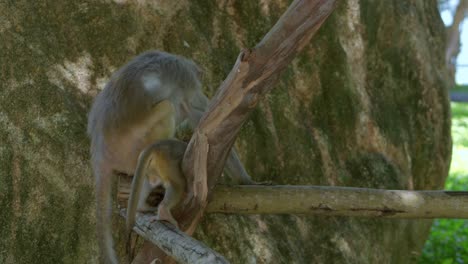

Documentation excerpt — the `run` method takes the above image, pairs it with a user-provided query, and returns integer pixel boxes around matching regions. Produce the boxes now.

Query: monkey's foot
[156,206,179,228]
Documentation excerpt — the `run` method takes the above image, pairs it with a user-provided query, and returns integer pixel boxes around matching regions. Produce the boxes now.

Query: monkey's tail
[225,149,254,185]
[126,144,156,232]
[126,144,156,261]
[95,166,119,264]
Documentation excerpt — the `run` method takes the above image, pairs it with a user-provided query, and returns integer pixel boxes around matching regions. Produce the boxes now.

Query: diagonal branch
[120,210,229,264]
[180,0,338,234]
[446,0,467,67]
[445,0,468,84]
[133,1,338,262]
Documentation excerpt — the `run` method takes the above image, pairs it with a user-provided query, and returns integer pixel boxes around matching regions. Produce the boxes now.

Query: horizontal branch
[120,210,228,264]
[207,185,468,219]
[118,177,468,219]
[119,185,465,262]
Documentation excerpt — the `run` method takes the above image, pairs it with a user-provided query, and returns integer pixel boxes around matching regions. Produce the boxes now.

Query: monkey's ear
[141,73,170,103]
[142,73,161,92]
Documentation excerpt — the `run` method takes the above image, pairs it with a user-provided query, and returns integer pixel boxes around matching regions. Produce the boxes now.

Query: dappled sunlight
[46,53,93,94]
[331,234,355,259]
[248,232,274,263]
[398,191,424,208]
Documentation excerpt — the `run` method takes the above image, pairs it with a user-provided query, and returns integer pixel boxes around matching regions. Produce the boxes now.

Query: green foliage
[421,218,468,263]
[451,103,468,152]
[420,103,468,263]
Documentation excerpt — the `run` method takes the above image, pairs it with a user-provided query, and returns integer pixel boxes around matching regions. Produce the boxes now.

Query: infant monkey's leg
[127,140,187,232]
[156,184,184,227]
[153,145,186,227]
[126,140,187,261]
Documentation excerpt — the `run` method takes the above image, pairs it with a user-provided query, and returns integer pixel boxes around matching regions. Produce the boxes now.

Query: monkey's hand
[175,119,193,142]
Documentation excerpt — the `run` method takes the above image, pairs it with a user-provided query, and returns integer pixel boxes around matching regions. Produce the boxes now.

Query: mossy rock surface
[0,1,450,263]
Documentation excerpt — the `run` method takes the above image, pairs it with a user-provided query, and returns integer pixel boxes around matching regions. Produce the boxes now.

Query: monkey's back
[87,51,201,174]
[89,51,199,132]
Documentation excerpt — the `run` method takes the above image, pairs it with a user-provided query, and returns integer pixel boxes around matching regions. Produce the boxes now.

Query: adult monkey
[87,51,253,264]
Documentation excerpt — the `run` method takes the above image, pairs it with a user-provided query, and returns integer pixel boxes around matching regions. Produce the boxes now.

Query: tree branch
[120,210,229,264]
[133,0,338,262]
[120,184,466,262]
[180,0,338,234]
[445,0,468,85]
[118,181,468,219]
[207,186,468,218]
[446,0,467,67]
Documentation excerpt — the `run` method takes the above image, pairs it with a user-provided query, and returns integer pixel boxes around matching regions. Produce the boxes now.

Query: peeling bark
[120,211,229,264]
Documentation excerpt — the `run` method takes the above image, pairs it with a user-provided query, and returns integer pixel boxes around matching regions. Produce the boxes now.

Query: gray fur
[87,50,252,264]
[87,51,202,137]
[87,51,203,264]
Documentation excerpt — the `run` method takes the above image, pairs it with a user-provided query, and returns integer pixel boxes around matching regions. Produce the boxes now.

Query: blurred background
[440,0,468,84]
[421,1,468,263]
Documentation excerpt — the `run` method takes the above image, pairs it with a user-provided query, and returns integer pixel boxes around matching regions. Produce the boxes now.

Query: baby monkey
[125,139,187,263]
[125,139,188,263]
[126,139,188,231]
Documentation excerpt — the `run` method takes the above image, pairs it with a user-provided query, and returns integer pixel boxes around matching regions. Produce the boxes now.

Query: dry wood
[179,0,338,234]
[134,0,338,262]
[208,186,468,218]
[118,180,468,218]
[120,210,229,264]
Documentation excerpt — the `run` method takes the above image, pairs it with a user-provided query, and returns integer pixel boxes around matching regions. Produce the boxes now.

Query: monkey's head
[136,51,202,102]
[96,50,204,128]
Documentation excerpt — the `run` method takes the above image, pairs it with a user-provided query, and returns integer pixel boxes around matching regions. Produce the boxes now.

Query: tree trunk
[0,1,451,264]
